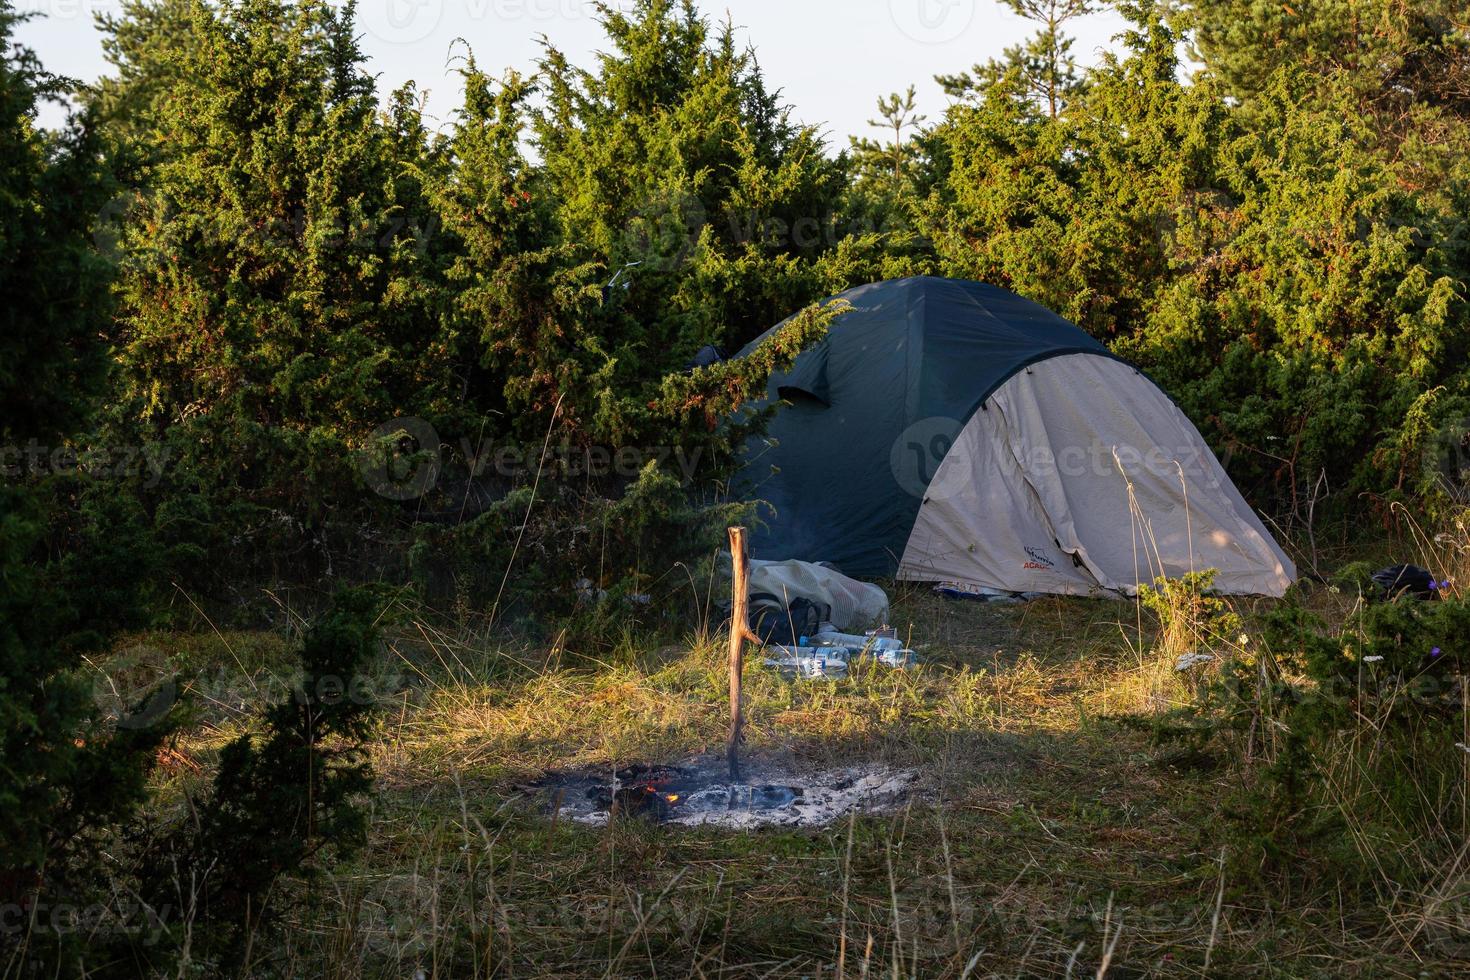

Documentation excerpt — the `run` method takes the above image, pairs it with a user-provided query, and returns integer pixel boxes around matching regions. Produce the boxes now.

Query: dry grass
[102,581,1467,978]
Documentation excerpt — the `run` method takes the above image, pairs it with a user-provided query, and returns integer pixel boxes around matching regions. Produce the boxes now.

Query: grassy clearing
[118,583,1461,977]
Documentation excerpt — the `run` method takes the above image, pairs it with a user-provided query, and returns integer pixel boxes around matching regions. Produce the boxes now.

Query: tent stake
[726,526,758,782]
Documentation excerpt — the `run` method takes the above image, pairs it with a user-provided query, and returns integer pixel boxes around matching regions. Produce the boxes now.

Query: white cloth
[744,557,890,629]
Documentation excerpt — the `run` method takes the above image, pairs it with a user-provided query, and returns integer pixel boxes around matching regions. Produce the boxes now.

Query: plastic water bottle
[876,648,919,668]
[764,646,849,679]
[809,630,903,653]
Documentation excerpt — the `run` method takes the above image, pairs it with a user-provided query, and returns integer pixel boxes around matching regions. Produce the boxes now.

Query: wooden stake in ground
[726,526,759,781]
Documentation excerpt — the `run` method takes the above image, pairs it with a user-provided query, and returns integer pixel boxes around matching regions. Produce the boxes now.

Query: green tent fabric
[736,277,1296,597]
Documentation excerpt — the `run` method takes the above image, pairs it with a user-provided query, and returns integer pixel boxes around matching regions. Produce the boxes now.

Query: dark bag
[1371,564,1439,601]
[748,593,830,646]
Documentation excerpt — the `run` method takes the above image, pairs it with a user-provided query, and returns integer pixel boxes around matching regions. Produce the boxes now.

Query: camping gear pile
[726,555,917,680]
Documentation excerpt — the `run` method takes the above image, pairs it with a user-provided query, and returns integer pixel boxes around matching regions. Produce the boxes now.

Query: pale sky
[18,0,1127,146]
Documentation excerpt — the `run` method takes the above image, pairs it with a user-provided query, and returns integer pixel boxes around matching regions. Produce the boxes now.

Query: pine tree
[427,56,603,441]
[428,43,849,476]
[923,2,1470,509]
[840,86,937,278]
[851,86,927,181]
[938,0,1093,117]
[0,0,167,939]
[1181,0,1470,111]
[533,0,846,365]
[89,0,201,149]
[107,0,454,574]
[1177,0,1470,188]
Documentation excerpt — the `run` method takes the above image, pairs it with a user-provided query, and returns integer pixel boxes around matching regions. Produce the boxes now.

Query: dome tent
[737,277,1295,597]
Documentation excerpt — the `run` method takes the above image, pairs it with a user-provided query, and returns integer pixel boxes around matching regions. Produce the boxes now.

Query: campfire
[592,763,806,823]
[532,757,912,830]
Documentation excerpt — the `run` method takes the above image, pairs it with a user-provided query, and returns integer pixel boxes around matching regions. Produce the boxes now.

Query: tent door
[897,396,1104,595]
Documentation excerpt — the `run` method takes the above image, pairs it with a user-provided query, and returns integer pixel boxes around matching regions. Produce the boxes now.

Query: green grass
[108,584,1466,977]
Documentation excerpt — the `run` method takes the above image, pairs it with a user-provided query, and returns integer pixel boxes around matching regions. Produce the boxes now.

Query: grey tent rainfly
[737,277,1296,598]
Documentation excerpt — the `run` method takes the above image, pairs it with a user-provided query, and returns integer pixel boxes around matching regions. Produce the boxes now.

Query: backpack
[1371,564,1440,601]
[748,593,830,646]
